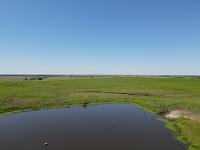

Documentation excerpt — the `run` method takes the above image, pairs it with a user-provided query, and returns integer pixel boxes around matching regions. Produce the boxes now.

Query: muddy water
[0,104,186,150]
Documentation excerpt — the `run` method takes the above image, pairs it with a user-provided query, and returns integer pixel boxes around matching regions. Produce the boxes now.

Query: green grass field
[0,76,200,149]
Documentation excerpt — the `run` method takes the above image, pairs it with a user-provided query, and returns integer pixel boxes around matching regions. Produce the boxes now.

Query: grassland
[0,76,200,149]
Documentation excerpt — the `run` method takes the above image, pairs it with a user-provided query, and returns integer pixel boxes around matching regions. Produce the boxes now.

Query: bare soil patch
[80,90,159,96]
[165,110,200,121]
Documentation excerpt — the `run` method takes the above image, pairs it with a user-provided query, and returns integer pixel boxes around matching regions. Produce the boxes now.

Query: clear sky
[0,0,200,75]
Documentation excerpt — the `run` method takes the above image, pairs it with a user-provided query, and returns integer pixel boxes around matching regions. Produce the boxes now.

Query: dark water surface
[0,104,186,150]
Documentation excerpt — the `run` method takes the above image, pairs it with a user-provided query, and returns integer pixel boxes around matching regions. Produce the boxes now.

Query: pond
[0,104,186,150]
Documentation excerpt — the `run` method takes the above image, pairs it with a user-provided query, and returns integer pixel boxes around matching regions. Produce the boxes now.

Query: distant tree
[38,77,43,80]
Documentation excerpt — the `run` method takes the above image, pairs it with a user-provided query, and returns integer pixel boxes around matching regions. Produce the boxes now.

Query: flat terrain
[0,76,200,149]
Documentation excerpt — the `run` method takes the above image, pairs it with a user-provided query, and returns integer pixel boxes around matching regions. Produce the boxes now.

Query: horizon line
[0,74,200,77]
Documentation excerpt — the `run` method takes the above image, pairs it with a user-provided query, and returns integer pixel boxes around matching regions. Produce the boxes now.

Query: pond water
[0,104,186,150]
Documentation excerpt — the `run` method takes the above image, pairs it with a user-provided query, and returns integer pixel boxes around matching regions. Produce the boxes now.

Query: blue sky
[0,0,200,75]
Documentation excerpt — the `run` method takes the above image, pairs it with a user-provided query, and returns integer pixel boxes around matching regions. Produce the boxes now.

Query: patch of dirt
[4,96,24,106]
[165,110,200,121]
[79,90,159,97]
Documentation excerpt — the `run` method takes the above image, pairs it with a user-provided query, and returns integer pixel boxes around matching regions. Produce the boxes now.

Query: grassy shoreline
[0,76,200,149]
